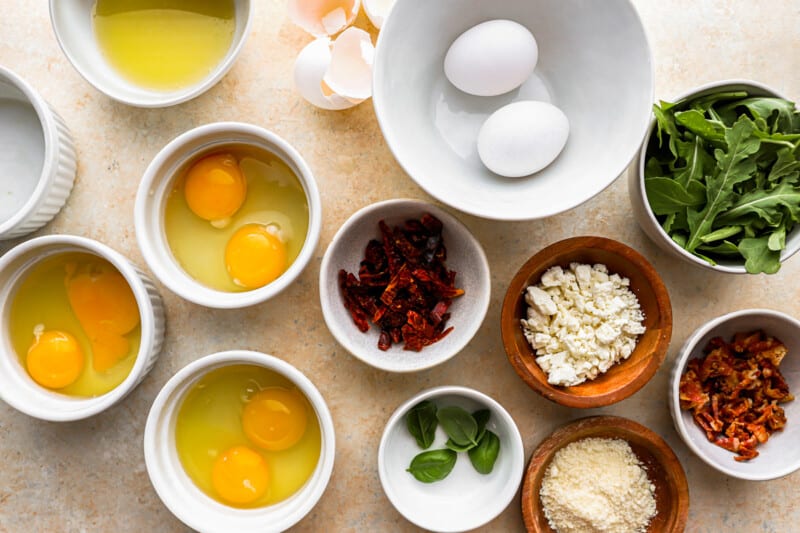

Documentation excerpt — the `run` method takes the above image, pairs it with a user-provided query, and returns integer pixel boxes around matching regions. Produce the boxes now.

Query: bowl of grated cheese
[501,236,672,408]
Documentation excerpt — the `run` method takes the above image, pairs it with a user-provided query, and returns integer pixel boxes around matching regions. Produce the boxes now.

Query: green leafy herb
[468,430,501,474]
[406,449,457,483]
[405,400,438,449]
[436,406,478,447]
[472,409,491,442]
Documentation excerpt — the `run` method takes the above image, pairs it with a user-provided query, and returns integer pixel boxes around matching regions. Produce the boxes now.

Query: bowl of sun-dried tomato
[670,308,800,480]
[319,199,491,372]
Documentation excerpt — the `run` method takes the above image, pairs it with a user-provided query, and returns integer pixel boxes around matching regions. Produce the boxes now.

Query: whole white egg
[477,101,569,178]
[444,20,538,97]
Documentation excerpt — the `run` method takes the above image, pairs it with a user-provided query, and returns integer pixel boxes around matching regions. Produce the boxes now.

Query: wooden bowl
[522,416,689,533]
[501,236,672,407]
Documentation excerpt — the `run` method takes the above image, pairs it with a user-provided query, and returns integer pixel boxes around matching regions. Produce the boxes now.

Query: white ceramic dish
[669,309,800,480]
[0,235,165,421]
[378,385,524,532]
[49,0,253,108]
[629,79,800,274]
[144,350,336,533]
[0,66,76,240]
[135,122,322,309]
[319,198,490,372]
[373,0,653,221]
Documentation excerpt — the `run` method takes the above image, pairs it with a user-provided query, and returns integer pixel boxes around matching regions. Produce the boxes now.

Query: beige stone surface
[1,0,799,531]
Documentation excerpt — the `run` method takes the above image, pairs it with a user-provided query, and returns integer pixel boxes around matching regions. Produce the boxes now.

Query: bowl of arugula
[629,79,800,274]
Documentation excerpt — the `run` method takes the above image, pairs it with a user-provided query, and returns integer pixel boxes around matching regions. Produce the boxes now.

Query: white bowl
[319,199,490,372]
[135,122,322,309]
[0,66,76,240]
[629,79,800,274]
[373,0,653,221]
[669,309,800,480]
[378,385,525,532]
[0,235,165,421]
[144,350,336,533]
[49,0,253,107]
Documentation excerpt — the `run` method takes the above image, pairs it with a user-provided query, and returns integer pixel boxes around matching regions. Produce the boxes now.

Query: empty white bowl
[378,385,525,532]
[373,0,653,221]
[144,350,336,533]
[669,309,800,480]
[0,235,165,421]
[0,66,76,240]
[49,0,253,107]
[135,122,322,309]
[319,199,490,372]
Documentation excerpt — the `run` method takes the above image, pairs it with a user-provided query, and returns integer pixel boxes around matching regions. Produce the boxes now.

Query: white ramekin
[0,235,166,421]
[134,122,322,309]
[0,66,76,240]
[49,0,254,108]
[144,350,336,533]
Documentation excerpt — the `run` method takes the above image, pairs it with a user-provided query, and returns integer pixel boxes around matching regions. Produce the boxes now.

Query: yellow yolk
[184,153,247,224]
[211,445,270,505]
[224,224,287,289]
[26,330,85,389]
[242,388,308,451]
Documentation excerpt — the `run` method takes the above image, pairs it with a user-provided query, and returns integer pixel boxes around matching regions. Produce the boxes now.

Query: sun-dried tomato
[338,213,464,351]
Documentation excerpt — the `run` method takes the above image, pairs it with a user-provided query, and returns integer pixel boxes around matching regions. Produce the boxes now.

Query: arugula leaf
[738,237,781,274]
[674,135,715,186]
[731,97,797,133]
[645,177,705,215]
[768,148,800,182]
[768,226,786,251]
[716,182,800,226]
[653,101,681,158]
[675,109,726,142]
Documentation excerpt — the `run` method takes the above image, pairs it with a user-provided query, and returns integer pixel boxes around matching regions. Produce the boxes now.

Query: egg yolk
[242,388,308,451]
[26,330,84,389]
[211,445,270,505]
[224,224,287,289]
[184,153,247,224]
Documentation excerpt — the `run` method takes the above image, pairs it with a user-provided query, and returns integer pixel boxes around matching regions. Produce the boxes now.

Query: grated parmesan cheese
[539,437,656,533]
[520,263,645,386]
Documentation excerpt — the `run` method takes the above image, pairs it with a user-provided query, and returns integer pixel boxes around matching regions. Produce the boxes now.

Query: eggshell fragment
[363,0,396,29]
[322,27,374,102]
[294,38,359,110]
[288,0,361,37]
[477,101,569,178]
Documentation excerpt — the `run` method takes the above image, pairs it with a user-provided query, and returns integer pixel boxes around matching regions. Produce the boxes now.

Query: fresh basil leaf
[472,409,491,441]
[436,406,478,447]
[738,237,781,274]
[468,430,500,475]
[407,449,457,483]
[406,400,438,450]
[445,438,475,452]
[645,177,706,215]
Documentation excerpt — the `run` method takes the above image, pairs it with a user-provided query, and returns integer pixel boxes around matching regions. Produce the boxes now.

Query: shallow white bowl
[629,79,800,274]
[378,385,525,532]
[49,0,253,107]
[0,66,76,240]
[319,199,490,372]
[135,122,322,309]
[0,235,165,421]
[144,350,336,533]
[669,309,800,480]
[373,0,653,221]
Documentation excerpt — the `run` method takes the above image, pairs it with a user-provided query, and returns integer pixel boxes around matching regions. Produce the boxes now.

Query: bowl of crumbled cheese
[501,236,672,408]
[522,416,689,533]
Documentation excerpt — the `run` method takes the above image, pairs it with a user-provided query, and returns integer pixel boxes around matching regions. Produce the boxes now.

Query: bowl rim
[377,384,525,532]
[501,235,673,408]
[634,78,798,274]
[318,198,491,373]
[372,0,655,221]
[669,307,800,481]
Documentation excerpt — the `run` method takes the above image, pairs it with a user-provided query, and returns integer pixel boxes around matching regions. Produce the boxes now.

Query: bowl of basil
[377,385,525,532]
[629,79,800,274]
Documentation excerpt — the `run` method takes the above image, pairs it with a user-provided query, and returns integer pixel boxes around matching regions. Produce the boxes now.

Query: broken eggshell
[363,0,396,29]
[288,0,361,37]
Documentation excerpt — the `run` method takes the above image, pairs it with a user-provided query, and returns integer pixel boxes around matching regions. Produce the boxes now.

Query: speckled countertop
[1,1,799,531]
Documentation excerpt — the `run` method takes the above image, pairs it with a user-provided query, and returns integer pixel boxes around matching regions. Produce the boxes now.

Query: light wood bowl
[522,416,689,533]
[501,236,672,408]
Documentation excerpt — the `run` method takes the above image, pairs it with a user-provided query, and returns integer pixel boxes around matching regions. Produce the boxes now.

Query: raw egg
[242,388,308,451]
[184,153,247,226]
[225,224,287,289]
[26,329,84,389]
[212,445,270,505]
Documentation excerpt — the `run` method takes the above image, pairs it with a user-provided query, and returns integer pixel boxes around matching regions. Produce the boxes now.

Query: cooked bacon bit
[338,213,464,351]
[679,330,794,461]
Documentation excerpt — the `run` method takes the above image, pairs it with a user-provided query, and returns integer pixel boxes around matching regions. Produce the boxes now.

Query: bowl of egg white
[373,0,653,221]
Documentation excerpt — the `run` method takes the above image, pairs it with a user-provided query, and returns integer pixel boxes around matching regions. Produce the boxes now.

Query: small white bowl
[49,0,253,107]
[144,350,336,533]
[629,79,800,274]
[669,309,800,480]
[378,386,525,532]
[373,0,653,221]
[0,66,76,240]
[0,235,165,421]
[135,122,322,309]
[319,199,490,372]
